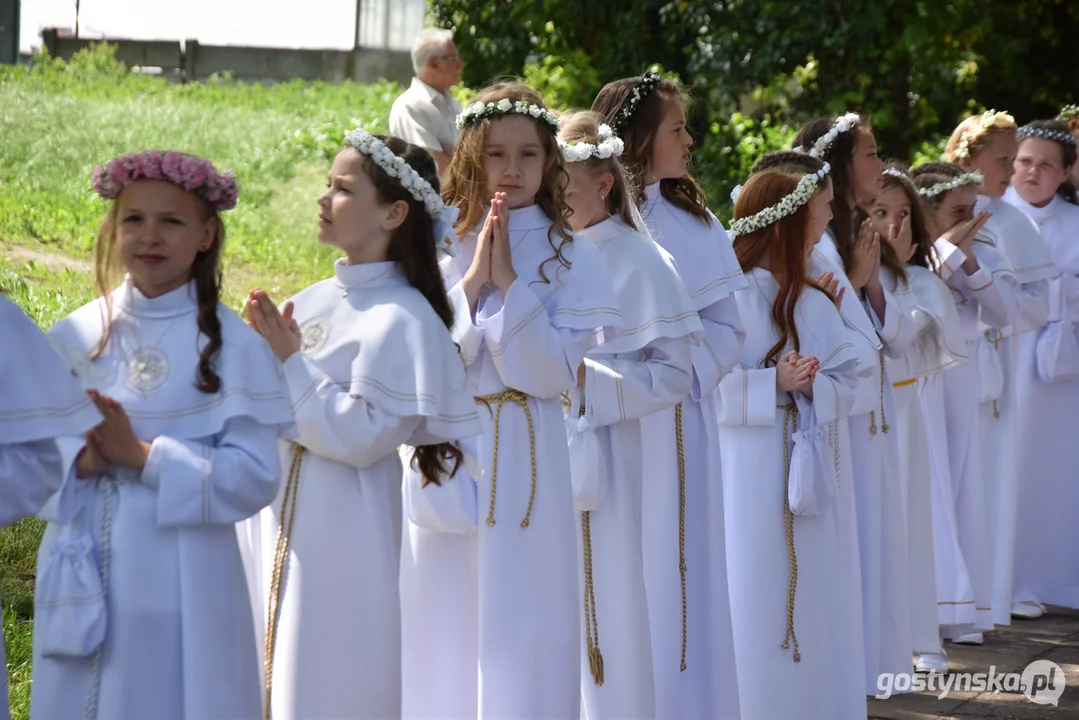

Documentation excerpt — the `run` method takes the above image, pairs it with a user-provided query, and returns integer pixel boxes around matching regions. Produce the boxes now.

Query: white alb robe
[813,232,917,694]
[930,238,1020,636]
[718,267,868,720]
[239,260,483,719]
[1004,191,1079,609]
[973,194,1057,625]
[566,217,702,719]
[883,264,968,656]
[400,204,622,720]
[31,278,294,720]
[639,183,746,720]
[1,296,103,720]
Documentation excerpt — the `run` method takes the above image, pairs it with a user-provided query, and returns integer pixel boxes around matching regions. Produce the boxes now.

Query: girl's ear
[382,200,410,232]
[199,217,218,252]
[599,172,615,199]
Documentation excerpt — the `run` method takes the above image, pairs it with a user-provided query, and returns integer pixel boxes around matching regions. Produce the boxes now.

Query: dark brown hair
[557,110,642,231]
[792,116,872,273]
[910,162,967,212]
[359,134,464,487]
[443,83,573,285]
[591,75,711,224]
[732,165,833,368]
[752,150,904,283]
[92,195,224,394]
[878,164,934,273]
[1018,119,1078,204]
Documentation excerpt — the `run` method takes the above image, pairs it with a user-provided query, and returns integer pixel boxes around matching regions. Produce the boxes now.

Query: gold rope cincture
[779,403,802,662]
[986,330,1002,419]
[869,350,889,435]
[578,404,605,685]
[675,402,688,672]
[475,390,537,528]
[264,443,305,720]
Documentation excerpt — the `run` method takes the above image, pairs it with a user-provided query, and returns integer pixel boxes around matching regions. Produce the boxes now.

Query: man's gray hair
[412,28,454,76]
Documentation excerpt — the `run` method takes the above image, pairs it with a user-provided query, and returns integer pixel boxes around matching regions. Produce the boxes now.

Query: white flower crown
[456,98,560,133]
[610,70,662,133]
[558,124,625,162]
[729,162,832,238]
[882,167,908,180]
[1017,125,1078,147]
[794,113,861,159]
[917,171,984,199]
[1059,105,1079,122]
[343,129,459,256]
[952,110,1015,160]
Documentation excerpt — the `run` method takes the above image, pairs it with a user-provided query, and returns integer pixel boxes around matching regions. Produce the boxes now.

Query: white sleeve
[281,352,423,468]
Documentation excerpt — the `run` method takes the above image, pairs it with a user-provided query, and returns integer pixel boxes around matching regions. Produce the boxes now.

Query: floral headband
[1017,125,1078,147]
[918,171,984,200]
[456,98,560,134]
[729,162,832,238]
[952,110,1015,160]
[91,151,239,211]
[1058,105,1079,122]
[610,70,662,133]
[344,129,459,256]
[882,167,909,180]
[559,124,625,163]
[794,113,861,159]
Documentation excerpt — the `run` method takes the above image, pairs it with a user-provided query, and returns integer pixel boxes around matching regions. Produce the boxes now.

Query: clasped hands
[462,193,518,313]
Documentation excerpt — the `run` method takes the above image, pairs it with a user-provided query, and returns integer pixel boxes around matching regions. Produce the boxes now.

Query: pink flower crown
[91,151,239,211]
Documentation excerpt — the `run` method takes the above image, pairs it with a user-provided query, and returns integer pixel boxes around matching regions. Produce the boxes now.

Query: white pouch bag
[566,413,607,512]
[1036,293,1079,383]
[402,446,479,534]
[34,524,106,659]
[786,400,837,517]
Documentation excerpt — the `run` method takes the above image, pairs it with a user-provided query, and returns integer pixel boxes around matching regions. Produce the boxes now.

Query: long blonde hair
[443,83,574,284]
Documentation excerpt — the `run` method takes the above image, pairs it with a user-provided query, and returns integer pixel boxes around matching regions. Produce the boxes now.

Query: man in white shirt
[389,28,464,175]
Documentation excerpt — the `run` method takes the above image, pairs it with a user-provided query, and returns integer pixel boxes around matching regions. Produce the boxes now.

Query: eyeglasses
[437,55,464,66]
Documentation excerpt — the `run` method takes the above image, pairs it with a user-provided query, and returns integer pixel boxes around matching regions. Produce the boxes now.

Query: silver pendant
[124,346,171,393]
[300,318,331,356]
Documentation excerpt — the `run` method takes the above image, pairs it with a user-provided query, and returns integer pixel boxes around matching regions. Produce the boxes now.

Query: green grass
[1,44,406,719]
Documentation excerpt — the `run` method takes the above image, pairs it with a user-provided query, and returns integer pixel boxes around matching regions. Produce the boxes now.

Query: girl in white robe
[1,296,102,720]
[792,115,919,694]
[911,163,1022,646]
[31,152,295,720]
[241,133,483,719]
[1004,120,1079,611]
[869,166,971,673]
[400,84,622,720]
[557,112,703,719]
[593,73,746,720]
[719,158,868,720]
[945,113,1058,628]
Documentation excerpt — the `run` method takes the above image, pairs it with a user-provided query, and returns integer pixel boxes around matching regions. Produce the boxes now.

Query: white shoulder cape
[577,217,704,355]
[642,183,747,310]
[977,194,1059,283]
[2,296,102,443]
[46,278,295,440]
[441,203,623,340]
[288,260,482,446]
